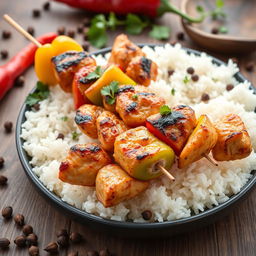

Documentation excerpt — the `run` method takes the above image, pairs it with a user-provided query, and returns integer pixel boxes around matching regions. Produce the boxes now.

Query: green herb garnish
[218,26,228,34]
[84,66,103,81]
[125,14,149,35]
[171,88,175,96]
[61,116,68,121]
[160,105,172,116]
[132,94,138,100]
[25,81,49,106]
[211,0,226,19]
[72,131,81,141]
[183,76,190,84]
[101,81,119,105]
[149,25,170,40]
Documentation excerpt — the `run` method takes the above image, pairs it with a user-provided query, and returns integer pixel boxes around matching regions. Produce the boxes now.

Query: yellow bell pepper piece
[85,65,136,105]
[34,36,83,86]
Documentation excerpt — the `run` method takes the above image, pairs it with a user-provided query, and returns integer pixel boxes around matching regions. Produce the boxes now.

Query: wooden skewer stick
[203,153,218,166]
[3,14,42,47]
[158,164,175,181]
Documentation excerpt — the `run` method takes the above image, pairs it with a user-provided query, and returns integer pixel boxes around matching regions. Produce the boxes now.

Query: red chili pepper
[0,32,57,100]
[54,0,204,22]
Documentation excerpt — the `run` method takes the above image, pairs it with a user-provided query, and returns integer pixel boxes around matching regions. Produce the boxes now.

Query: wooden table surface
[0,1,255,255]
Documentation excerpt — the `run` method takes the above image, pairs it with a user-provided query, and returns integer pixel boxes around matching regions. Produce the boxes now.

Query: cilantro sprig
[25,81,49,107]
[101,81,119,105]
[87,12,170,48]
[196,0,226,20]
[72,131,81,141]
[160,105,172,116]
[84,66,104,81]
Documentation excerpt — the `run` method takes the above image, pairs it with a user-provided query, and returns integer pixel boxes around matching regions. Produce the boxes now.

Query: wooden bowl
[181,0,256,54]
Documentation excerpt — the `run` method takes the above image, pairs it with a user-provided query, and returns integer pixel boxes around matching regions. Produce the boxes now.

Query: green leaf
[196,5,204,13]
[149,25,170,40]
[216,0,224,8]
[219,26,228,34]
[132,94,138,100]
[183,76,190,84]
[72,131,81,141]
[171,88,175,96]
[61,116,68,121]
[101,81,119,105]
[160,105,172,116]
[25,81,49,106]
[125,14,148,35]
[84,66,103,82]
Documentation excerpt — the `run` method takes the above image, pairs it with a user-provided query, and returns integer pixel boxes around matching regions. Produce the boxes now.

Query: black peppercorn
[27,26,35,36]
[191,74,199,82]
[226,84,234,91]
[0,157,4,169]
[57,235,69,247]
[14,235,26,247]
[245,62,254,72]
[32,9,41,18]
[168,70,174,76]
[2,30,11,39]
[1,50,8,59]
[186,67,195,75]
[141,210,152,220]
[82,42,90,51]
[67,29,75,38]
[56,133,65,140]
[77,24,84,33]
[44,242,58,253]
[14,213,25,226]
[29,246,39,256]
[26,233,38,246]
[57,26,66,35]
[201,93,210,102]
[211,27,219,34]
[4,121,13,133]
[14,75,25,87]
[43,1,50,11]
[0,175,8,186]
[57,229,68,237]
[0,238,10,249]
[69,232,83,243]
[176,32,184,41]
[22,224,33,235]
[2,206,12,219]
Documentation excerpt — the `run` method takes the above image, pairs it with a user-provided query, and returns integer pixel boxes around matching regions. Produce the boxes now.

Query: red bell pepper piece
[0,32,57,100]
[54,0,204,22]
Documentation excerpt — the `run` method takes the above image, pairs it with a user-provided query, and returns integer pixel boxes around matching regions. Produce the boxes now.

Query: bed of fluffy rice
[21,44,256,222]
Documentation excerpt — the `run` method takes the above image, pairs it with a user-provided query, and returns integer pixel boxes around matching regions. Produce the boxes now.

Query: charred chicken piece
[96,111,127,152]
[108,34,145,71]
[59,143,112,186]
[75,104,104,139]
[116,85,165,127]
[178,115,218,169]
[212,114,252,161]
[96,164,149,207]
[125,56,158,86]
[52,51,96,92]
[146,105,197,155]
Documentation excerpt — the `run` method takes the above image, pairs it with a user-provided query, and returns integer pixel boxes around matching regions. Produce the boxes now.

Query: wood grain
[0,0,255,256]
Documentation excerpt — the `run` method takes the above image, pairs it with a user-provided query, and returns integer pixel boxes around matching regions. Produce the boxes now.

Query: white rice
[21,44,256,222]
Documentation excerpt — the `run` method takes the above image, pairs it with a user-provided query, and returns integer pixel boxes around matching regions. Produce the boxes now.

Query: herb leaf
[211,0,226,19]
[171,88,175,96]
[160,105,172,116]
[61,116,68,121]
[183,76,190,84]
[72,131,81,141]
[216,0,224,8]
[219,26,228,34]
[84,66,103,81]
[125,14,148,35]
[149,25,170,40]
[25,81,49,106]
[132,94,138,100]
[101,81,119,105]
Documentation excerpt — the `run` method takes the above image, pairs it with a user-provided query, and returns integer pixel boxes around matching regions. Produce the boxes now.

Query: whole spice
[26,233,38,246]
[56,133,65,140]
[176,31,184,41]
[201,93,210,102]
[67,29,75,38]
[14,235,26,247]
[14,76,25,87]
[14,213,25,226]
[82,42,90,51]
[29,246,39,256]
[43,1,51,11]
[191,74,199,82]
[69,232,83,243]
[168,70,174,76]
[4,121,13,133]
[211,27,219,34]
[44,242,59,253]
[27,26,35,36]
[141,210,152,220]
[2,30,11,39]
[0,157,4,168]
[2,206,13,219]
[32,9,41,18]
[87,251,99,256]
[0,238,10,249]
[77,24,84,33]
[245,62,254,72]
[57,235,69,247]
[22,224,33,235]
[1,50,9,60]
[186,67,195,75]
[57,26,66,35]
[0,32,57,100]
[0,175,8,186]
[68,252,79,256]
[56,229,68,237]
[226,84,234,91]
[82,17,91,26]
[99,249,110,256]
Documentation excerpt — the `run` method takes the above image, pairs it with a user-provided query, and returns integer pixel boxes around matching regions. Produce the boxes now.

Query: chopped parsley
[211,0,226,19]
[72,131,81,141]
[25,81,49,106]
[171,88,175,96]
[84,66,103,81]
[218,26,228,34]
[61,116,68,121]
[132,94,138,100]
[183,76,190,84]
[101,81,119,105]
[160,105,172,116]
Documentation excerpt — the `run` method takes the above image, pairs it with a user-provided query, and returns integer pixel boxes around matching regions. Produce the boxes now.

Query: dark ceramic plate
[16,45,256,238]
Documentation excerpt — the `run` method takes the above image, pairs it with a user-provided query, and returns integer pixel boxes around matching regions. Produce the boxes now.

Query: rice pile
[21,44,256,222]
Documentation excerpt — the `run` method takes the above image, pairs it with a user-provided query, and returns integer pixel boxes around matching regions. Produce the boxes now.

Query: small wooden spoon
[181,0,256,54]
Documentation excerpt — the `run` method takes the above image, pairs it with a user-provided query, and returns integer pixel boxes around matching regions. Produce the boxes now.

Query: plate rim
[16,44,256,230]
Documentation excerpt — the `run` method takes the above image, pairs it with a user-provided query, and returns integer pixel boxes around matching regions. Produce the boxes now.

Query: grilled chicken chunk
[178,115,218,169]
[212,114,252,161]
[52,51,96,92]
[96,164,149,207]
[125,56,158,86]
[75,104,103,139]
[59,143,112,186]
[108,34,145,71]
[96,111,127,152]
[146,105,197,155]
[116,85,165,127]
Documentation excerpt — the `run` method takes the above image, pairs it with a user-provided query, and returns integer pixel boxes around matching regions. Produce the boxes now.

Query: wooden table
[0,1,255,255]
